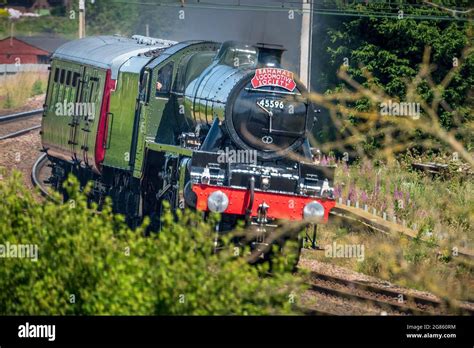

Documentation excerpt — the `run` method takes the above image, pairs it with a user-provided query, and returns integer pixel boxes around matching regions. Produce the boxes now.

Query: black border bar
[0,315,472,346]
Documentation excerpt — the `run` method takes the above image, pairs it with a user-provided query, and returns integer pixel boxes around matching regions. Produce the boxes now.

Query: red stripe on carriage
[94,69,116,172]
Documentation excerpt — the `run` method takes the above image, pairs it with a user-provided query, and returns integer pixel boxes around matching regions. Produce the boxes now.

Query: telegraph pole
[79,0,85,38]
[300,0,313,91]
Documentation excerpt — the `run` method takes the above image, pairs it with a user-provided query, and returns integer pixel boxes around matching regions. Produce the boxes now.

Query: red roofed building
[0,37,49,64]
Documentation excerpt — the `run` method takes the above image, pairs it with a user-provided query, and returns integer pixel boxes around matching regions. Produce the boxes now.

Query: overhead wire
[103,0,473,22]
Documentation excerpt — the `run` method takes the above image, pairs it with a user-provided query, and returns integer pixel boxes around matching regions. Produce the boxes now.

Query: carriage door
[68,66,100,166]
[68,66,86,160]
[79,68,100,166]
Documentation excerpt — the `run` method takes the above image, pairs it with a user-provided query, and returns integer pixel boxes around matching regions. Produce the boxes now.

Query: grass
[332,154,472,249]
[306,223,473,305]
[0,72,48,111]
[307,154,473,304]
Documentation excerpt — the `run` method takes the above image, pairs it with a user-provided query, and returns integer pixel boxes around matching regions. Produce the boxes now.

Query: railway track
[302,270,474,316]
[330,205,474,261]
[31,153,52,198]
[0,109,43,141]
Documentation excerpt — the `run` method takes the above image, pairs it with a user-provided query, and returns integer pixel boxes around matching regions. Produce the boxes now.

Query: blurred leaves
[0,171,301,315]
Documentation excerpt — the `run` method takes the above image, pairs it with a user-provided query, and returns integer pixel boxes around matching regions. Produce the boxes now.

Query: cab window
[155,62,174,97]
[217,43,257,69]
[72,72,80,87]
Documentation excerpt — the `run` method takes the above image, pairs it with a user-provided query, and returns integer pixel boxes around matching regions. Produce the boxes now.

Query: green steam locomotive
[41,35,336,259]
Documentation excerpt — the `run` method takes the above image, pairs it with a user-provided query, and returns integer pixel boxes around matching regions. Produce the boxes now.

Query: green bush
[31,79,43,96]
[0,171,301,315]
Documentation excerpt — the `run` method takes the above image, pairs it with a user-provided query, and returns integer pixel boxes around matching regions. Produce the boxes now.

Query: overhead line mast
[300,0,313,91]
[79,0,86,39]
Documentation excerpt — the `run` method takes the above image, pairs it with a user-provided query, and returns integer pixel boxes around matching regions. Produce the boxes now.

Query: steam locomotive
[41,35,336,261]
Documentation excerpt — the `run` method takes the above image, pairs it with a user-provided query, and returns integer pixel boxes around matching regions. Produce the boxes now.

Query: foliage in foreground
[312,156,473,304]
[0,171,300,315]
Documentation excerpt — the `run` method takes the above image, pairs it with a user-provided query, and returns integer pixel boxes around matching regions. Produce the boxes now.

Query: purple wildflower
[360,190,368,202]
[348,185,357,202]
[393,186,404,200]
[321,155,328,166]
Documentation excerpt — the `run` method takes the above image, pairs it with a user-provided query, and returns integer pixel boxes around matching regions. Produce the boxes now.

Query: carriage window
[60,69,66,84]
[88,80,97,103]
[54,68,59,83]
[66,70,72,86]
[155,62,174,96]
[72,72,80,87]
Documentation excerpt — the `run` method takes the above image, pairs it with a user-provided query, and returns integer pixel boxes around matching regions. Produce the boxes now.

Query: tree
[311,1,473,156]
[83,0,176,38]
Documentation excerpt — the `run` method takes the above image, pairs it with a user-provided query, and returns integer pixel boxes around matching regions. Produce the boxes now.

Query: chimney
[254,43,285,68]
